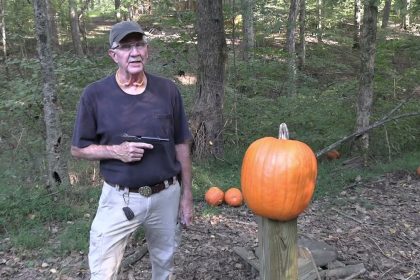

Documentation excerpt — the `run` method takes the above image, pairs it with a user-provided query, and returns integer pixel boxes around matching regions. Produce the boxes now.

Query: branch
[379,86,420,121]
[121,245,148,269]
[316,86,420,158]
[316,111,420,157]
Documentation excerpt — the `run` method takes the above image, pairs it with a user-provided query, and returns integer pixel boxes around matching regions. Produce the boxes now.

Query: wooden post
[258,217,298,279]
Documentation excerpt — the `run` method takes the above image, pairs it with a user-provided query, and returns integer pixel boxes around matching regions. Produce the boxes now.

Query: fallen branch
[331,208,364,224]
[317,86,420,157]
[343,266,367,280]
[122,245,148,269]
[316,111,420,157]
[319,263,365,279]
[367,236,403,264]
[233,246,259,272]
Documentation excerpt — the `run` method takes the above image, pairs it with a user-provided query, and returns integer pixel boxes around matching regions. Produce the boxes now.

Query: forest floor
[1,170,419,279]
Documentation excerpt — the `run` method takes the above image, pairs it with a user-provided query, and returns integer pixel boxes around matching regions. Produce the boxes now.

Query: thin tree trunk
[317,0,323,42]
[187,0,196,10]
[297,0,306,69]
[285,0,300,96]
[147,0,152,14]
[46,0,59,51]
[191,0,227,159]
[1,0,7,67]
[69,0,84,56]
[115,0,121,21]
[355,0,378,165]
[400,0,409,29]
[232,0,237,72]
[33,0,69,188]
[79,0,92,53]
[241,0,255,61]
[381,0,391,28]
[353,0,362,48]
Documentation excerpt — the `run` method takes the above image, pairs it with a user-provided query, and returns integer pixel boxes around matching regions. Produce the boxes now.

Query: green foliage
[0,182,98,254]
[1,0,419,256]
[192,150,242,197]
[12,226,49,250]
[315,150,420,197]
[58,220,91,253]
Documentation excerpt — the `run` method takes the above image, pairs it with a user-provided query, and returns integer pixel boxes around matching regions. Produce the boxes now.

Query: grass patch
[0,183,98,254]
[11,225,49,250]
[58,220,91,254]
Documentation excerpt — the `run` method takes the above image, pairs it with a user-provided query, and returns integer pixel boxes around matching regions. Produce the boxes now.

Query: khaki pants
[88,180,181,280]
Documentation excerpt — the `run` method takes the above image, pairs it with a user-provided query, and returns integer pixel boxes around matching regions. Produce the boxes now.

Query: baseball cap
[109,21,145,46]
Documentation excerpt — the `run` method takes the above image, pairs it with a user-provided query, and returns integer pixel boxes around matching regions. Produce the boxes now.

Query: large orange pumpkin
[241,123,318,221]
[224,188,243,207]
[205,186,224,206]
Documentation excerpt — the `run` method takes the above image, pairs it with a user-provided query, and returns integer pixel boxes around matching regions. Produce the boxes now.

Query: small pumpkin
[205,186,224,206]
[326,149,340,160]
[416,166,420,177]
[241,123,317,221]
[224,188,243,207]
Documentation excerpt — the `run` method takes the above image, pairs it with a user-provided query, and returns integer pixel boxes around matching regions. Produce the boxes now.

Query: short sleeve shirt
[72,72,192,187]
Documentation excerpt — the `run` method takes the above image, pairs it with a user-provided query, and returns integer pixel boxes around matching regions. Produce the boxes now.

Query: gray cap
[109,21,145,46]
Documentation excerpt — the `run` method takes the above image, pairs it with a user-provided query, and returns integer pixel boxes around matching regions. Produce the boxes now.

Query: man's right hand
[71,142,153,162]
[113,142,154,163]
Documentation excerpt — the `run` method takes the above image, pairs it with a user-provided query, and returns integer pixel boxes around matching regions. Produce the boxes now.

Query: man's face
[108,33,149,75]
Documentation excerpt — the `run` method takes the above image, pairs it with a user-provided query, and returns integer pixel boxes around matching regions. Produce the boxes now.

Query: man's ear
[108,50,118,63]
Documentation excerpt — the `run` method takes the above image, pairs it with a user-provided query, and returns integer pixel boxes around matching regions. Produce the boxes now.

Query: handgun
[121,133,169,143]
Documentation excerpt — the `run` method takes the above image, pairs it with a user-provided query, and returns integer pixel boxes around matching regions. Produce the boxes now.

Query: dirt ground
[1,170,419,280]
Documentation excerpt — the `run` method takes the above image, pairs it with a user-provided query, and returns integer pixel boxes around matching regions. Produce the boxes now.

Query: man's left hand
[179,192,194,227]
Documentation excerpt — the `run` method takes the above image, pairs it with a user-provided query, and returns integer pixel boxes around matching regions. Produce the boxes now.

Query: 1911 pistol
[121,133,169,143]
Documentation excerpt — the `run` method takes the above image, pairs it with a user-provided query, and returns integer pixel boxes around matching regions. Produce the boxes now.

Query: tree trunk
[406,0,411,27]
[355,0,378,165]
[46,0,59,51]
[241,0,254,61]
[69,0,84,56]
[187,0,196,10]
[1,0,7,65]
[317,0,323,42]
[115,0,121,21]
[352,0,362,49]
[297,0,306,69]
[285,0,300,96]
[400,0,409,29]
[191,0,227,159]
[33,0,69,188]
[79,0,92,53]
[147,0,152,14]
[381,0,391,28]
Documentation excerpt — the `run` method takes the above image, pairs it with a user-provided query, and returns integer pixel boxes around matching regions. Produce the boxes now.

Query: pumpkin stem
[279,123,289,140]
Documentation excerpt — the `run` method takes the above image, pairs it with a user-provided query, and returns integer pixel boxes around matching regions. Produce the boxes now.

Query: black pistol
[121,133,169,144]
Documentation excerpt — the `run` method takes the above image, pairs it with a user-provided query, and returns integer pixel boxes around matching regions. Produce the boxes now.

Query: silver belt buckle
[138,186,152,197]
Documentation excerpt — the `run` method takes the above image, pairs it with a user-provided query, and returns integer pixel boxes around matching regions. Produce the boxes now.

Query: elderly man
[71,21,193,280]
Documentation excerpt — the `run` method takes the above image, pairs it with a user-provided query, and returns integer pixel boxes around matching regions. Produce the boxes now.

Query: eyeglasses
[112,41,147,52]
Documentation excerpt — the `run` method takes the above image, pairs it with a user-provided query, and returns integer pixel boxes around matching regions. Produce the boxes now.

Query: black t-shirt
[72,72,192,187]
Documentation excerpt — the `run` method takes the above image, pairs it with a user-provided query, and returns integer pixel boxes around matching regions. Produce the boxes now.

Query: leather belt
[108,177,176,197]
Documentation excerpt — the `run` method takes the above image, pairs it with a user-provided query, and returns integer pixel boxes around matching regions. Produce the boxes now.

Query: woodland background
[0,0,419,279]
